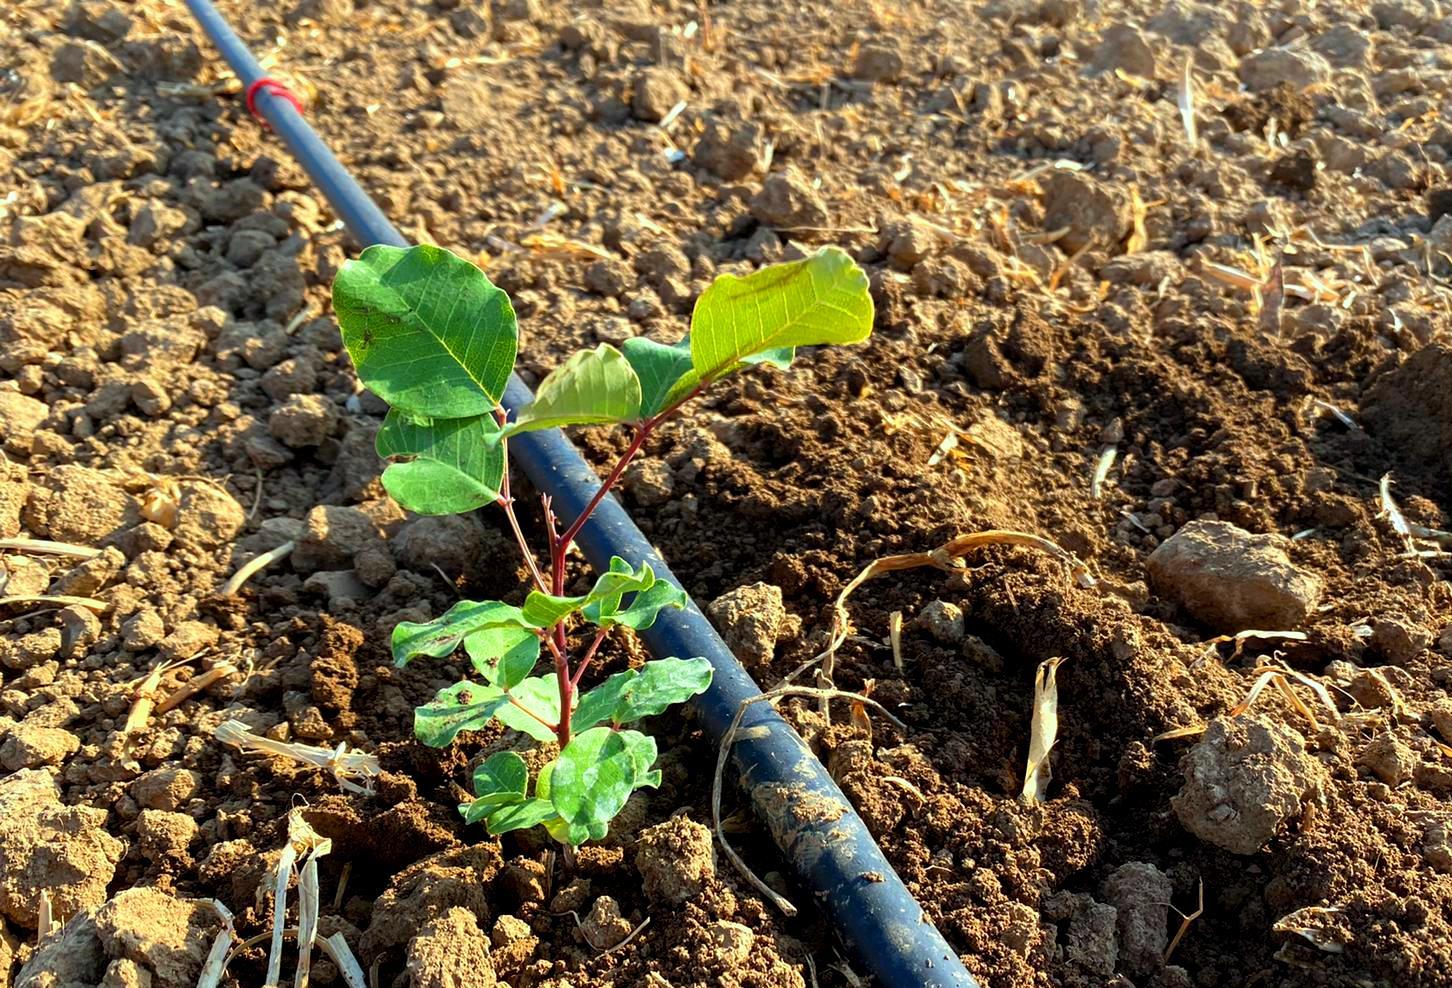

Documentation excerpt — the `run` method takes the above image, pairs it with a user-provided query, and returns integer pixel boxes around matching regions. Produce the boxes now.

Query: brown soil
[4,1,1452,986]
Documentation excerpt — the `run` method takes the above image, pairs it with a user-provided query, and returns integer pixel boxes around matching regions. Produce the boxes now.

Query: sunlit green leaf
[583,579,688,631]
[484,798,561,836]
[689,246,872,389]
[464,625,540,689]
[334,244,517,418]
[570,657,713,732]
[459,751,529,822]
[520,557,657,628]
[621,336,693,417]
[414,681,510,748]
[615,657,713,723]
[618,729,662,791]
[493,676,562,743]
[376,409,504,515]
[503,344,641,436]
[391,599,530,667]
[549,727,638,844]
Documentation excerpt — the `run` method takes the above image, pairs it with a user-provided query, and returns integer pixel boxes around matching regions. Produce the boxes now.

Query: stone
[1101,862,1171,978]
[404,906,496,988]
[1041,170,1130,254]
[0,770,124,925]
[392,515,494,579]
[579,896,633,950]
[1238,48,1331,92]
[706,920,755,966]
[750,167,829,233]
[121,610,166,651]
[0,723,80,770]
[914,600,965,644]
[0,391,48,438]
[621,459,674,507]
[1146,520,1321,632]
[1357,731,1416,785]
[157,621,218,662]
[293,505,383,573]
[635,817,714,905]
[632,67,687,122]
[0,629,62,671]
[136,809,198,864]
[692,117,762,182]
[1369,615,1432,664]
[94,887,214,988]
[51,546,125,596]
[852,43,905,82]
[707,581,793,672]
[1172,715,1327,855]
[60,605,102,657]
[268,394,338,448]
[15,913,106,988]
[24,465,140,544]
[130,767,201,812]
[168,481,246,550]
[1093,24,1156,77]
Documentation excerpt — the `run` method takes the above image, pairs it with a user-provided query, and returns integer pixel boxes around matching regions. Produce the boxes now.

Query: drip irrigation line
[181,3,978,985]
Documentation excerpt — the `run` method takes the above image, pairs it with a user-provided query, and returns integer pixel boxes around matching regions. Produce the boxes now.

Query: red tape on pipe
[244,77,304,126]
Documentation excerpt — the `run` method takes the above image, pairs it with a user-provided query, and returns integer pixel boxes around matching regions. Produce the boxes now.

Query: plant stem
[496,449,548,595]
[571,627,610,688]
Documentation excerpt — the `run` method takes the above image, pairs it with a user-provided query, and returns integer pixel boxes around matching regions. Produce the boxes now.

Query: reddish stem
[571,627,610,688]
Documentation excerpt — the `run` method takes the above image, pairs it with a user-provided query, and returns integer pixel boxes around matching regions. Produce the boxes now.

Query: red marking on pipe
[245,77,304,125]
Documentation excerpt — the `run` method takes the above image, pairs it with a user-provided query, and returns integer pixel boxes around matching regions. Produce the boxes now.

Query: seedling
[332,242,873,849]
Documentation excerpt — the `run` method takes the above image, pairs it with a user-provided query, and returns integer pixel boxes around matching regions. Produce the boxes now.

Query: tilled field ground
[4,0,1452,986]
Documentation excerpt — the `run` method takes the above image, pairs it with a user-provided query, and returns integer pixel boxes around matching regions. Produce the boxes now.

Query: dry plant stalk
[1164,879,1204,962]
[1022,657,1067,802]
[156,662,238,714]
[221,540,296,596]
[214,720,380,794]
[1177,56,1197,146]
[0,594,108,610]
[196,900,237,988]
[0,538,101,559]
[1230,662,1341,730]
[888,611,904,673]
[1091,446,1118,499]
[1273,905,1347,954]
[809,530,1094,698]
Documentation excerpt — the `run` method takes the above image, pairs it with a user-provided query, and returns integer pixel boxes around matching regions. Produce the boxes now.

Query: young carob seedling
[332,243,873,851]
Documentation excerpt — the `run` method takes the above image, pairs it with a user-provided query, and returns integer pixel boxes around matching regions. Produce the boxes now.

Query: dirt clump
[93,887,215,988]
[0,770,124,927]
[1147,520,1322,632]
[405,906,496,988]
[1172,715,1328,855]
[634,816,715,906]
[706,582,797,673]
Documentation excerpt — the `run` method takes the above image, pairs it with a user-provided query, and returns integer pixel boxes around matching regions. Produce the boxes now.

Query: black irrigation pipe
[182,3,979,985]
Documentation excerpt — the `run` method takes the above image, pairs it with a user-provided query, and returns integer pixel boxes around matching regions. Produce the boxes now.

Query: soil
[4,1,1452,987]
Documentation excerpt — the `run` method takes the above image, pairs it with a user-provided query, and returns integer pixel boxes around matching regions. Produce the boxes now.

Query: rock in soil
[1172,715,1328,855]
[634,816,715,905]
[706,581,795,672]
[750,166,830,234]
[0,770,124,926]
[405,906,497,988]
[94,887,215,988]
[1041,169,1130,253]
[1146,520,1321,632]
[1101,861,1171,979]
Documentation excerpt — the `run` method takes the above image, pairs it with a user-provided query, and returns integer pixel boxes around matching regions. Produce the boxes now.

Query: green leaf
[618,729,662,791]
[484,798,561,836]
[493,676,562,743]
[570,657,713,732]
[689,246,872,389]
[615,657,714,723]
[459,751,529,821]
[473,750,529,799]
[549,727,639,844]
[464,626,540,690]
[334,244,517,419]
[583,579,688,631]
[571,671,636,732]
[414,681,510,747]
[520,557,657,629]
[376,409,505,515]
[503,344,641,436]
[392,599,532,667]
[621,336,693,417]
